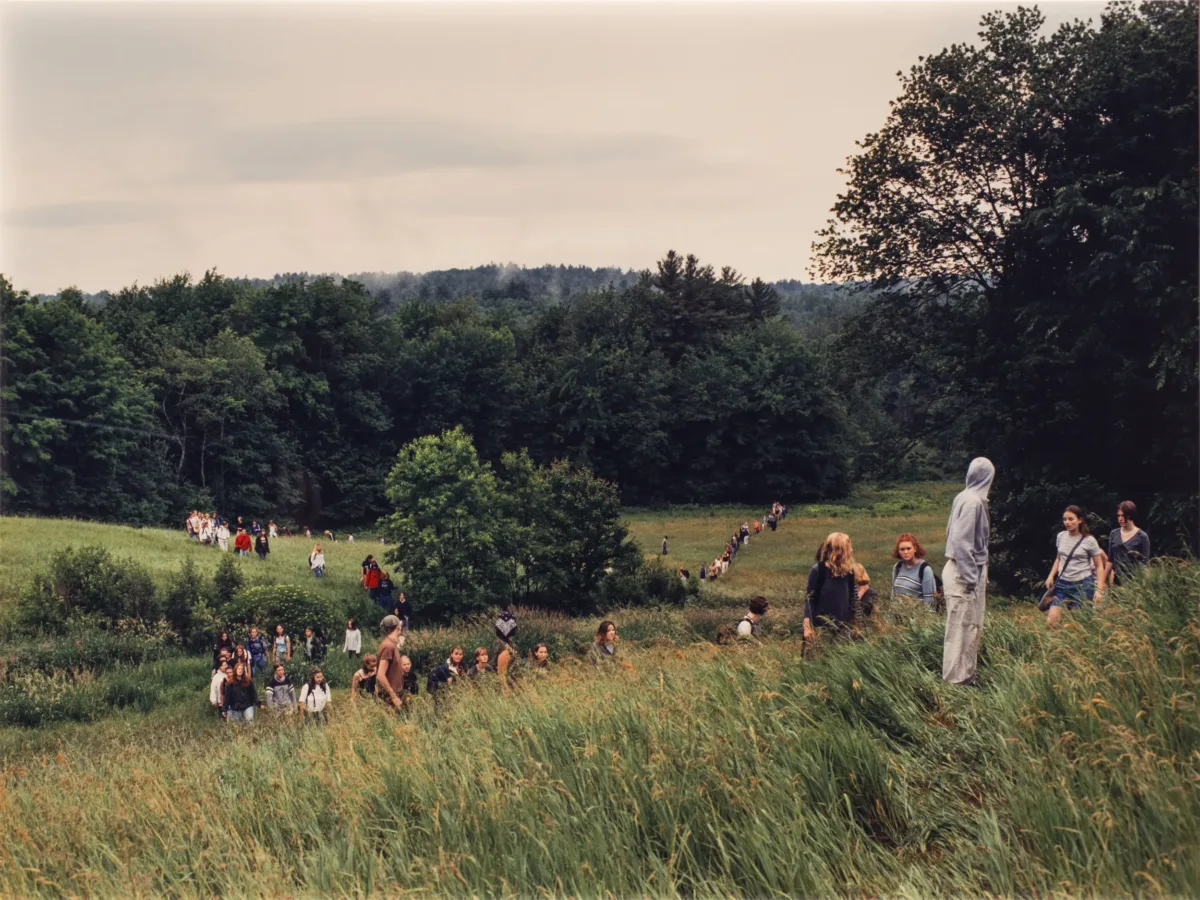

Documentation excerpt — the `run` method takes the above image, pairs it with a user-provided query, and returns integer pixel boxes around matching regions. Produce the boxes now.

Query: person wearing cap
[375,615,407,711]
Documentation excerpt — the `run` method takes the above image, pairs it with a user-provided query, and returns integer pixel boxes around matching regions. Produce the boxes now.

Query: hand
[391,696,404,710]
[1044,576,1054,591]
[803,621,815,642]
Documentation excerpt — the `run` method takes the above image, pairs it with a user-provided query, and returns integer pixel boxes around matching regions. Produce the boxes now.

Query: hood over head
[964,457,995,496]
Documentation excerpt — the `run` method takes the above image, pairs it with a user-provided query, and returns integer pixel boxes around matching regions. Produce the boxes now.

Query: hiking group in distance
[202,457,1152,723]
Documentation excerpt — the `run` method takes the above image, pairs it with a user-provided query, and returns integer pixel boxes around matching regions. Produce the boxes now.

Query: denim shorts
[1051,577,1096,610]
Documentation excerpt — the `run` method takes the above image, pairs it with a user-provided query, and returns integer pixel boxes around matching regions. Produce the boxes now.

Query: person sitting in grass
[853,564,877,619]
[265,664,296,714]
[590,620,618,668]
[529,643,551,676]
[396,655,419,705]
[350,653,378,704]
[737,596,769,638]
[467,647,490,680]
[299,668,331,724]
[428,647,465,694]
[209,659,230,717]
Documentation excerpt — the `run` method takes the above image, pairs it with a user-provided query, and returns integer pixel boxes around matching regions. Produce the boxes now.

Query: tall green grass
[1,561,1195,897]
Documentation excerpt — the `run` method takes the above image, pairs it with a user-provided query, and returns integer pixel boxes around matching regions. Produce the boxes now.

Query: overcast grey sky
[1,1,1106,294]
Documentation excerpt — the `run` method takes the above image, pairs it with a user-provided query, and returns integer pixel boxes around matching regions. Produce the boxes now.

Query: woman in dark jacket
[255,532,270,561]
[223,661,259,724]
[803,532,863,644]
[427,647,465,695]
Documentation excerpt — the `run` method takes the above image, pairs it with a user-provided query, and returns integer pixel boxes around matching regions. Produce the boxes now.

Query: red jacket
[234,533,252,552]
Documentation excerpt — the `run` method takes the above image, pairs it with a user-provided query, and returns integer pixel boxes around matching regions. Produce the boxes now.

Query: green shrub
[14,546,160,633]
[211,553,244,608]
[598,558,695,611]
[221,584,336,642]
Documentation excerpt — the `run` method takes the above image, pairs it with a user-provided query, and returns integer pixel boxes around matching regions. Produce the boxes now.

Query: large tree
[813,1,1198,583]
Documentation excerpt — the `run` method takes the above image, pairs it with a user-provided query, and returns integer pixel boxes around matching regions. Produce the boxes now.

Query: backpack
[892,561,945,612]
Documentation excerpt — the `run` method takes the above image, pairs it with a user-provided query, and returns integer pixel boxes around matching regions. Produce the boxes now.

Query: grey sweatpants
[942,558,987,684]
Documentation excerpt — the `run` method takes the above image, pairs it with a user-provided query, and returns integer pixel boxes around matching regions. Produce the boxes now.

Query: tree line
[0,250,851,530]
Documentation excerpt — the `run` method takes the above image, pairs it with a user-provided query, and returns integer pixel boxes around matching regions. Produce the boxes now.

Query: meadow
[0,484,1196,897]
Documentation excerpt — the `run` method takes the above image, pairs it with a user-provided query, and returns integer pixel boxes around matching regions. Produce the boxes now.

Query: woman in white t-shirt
[1042,505,1105,627]
[299,668,331,724]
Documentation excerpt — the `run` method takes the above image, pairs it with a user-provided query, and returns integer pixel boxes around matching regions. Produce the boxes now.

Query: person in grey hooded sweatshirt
[942,457,995,685]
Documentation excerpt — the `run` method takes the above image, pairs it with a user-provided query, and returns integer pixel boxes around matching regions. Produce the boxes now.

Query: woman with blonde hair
[803,532,863,643]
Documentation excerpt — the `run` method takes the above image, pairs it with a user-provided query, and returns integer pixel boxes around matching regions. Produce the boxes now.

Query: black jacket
[804,564,862,632]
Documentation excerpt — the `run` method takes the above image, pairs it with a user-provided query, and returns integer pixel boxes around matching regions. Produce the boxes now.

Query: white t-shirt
[1056,531,1101,583]
[344,629,361,653]
[300,683,331,713]
[210,671,226,705]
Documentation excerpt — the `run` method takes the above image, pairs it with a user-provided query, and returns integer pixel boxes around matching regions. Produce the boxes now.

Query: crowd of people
[207,605,560,724]
[200,464,1155,722]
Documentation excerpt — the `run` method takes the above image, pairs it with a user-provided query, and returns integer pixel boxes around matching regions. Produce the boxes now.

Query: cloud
[4,200,152,230]
[192,118,690,184]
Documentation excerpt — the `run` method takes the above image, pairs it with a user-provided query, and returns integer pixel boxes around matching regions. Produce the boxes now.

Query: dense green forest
[1,1,1196,587]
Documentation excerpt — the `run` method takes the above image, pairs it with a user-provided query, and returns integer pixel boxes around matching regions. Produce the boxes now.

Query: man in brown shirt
[375,615,407,711]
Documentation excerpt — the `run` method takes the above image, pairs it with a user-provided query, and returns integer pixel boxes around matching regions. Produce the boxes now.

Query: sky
[1,0,1107,295]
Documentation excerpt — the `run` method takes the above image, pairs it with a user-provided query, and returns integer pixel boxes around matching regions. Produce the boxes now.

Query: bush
[163,559,208,649]
[221,585,336,642]
[15,546,160,633]
[212,553,244,608]
[598,558,695,611]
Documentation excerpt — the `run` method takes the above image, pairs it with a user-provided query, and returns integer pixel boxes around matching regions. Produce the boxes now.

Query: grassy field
[1,484,1196,896]
[0,563,1195,897]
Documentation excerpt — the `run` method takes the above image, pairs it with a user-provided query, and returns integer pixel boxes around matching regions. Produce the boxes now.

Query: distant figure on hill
[396,592,411,633]
[215,520,230,552]
[309,544,325,578]
[661,536,669,556]
[767,513,777,532]
[254,532,270,561]
[1107,500,1151,586]
[361,555,382,602]
[737,596,769,638]
[343,619,361,658]
[268,521,278,539]
[234,528,252,557]
[347,533,355,543]
[376,570,395,611]
[942,457,994,686]
[699,564,707,581]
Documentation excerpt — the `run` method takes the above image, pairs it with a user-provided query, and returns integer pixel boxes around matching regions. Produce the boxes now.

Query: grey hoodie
[944,457,995,589]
